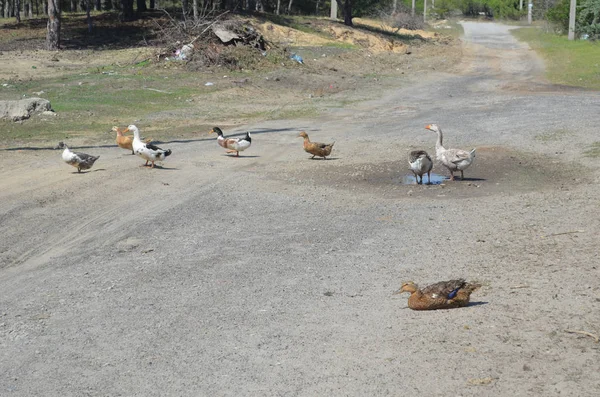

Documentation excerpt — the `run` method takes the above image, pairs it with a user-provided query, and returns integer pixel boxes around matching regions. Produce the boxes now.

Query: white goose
[425,124,475,181]
[55,142,100,173]
[408,150,433,185]
[124,125,172,168]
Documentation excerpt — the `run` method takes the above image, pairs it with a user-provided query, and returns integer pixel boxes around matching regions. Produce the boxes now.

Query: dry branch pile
[151,13,282,70]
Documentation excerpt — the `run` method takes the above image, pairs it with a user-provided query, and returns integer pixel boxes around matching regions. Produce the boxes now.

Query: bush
[577,0,600,39]
[546,0,570,33]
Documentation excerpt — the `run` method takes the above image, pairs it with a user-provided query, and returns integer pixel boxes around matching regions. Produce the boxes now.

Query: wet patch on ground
[267,146,585,199]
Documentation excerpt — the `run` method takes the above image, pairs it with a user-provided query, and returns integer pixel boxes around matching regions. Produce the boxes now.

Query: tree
[336,0,353,26]
[46,0,60,50]
[121,0,134,20]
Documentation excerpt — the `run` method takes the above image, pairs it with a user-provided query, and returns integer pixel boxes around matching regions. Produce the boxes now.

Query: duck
[209,127,252,157]
[298,131,334,160]
[112,126,135,154]
[124,125,172,168]
[55,142,100,173]
[425,124,475,181]
[395,279,481,311]
[112,126,153,155]
[408,150,433,185]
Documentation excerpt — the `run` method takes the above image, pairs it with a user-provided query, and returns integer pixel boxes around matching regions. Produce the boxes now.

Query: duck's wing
[73,151,99,162]
[145,142,166,152]
[223,138,240,148]
[421,279,466,299]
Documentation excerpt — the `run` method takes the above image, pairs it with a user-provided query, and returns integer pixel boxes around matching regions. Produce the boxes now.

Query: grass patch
[534,128,572,142]
[512,27,600,89]
[583,142,600,158]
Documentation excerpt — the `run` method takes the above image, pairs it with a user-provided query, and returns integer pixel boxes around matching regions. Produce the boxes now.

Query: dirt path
[1,22,600,396]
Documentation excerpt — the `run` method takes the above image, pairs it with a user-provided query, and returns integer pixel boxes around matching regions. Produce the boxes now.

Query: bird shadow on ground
[70,168,106,174]
[138,165,178,170]
[223,155,261,158]
[309,157,339,161]
[456,177,487,182]
[467,301,488,307]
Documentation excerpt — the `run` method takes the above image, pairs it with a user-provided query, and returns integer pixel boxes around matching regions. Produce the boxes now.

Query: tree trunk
[192,0,198,20]
[16,0,22,22]
[70,0,77,11]
[286,0,292,14]
[276,0,280,14]
[315,0,319,15]
[149,0,154,9]
[181,0,187,15]
[137,0,146,11]
[121,0,133,20]
[86,0,93,32]
[335,0,352,26]
[393,0,397,12]
[95,0,101,11]
[46,0,60,50]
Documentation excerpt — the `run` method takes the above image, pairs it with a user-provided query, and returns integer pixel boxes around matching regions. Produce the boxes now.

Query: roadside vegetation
[513,27,600,89]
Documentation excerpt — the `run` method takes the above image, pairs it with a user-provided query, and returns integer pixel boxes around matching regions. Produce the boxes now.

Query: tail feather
[164,149,172,157]
[470,148,476,157]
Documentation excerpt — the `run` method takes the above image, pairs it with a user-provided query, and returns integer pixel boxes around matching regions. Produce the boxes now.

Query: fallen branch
[564,329,599,343]
[510,285,529,289]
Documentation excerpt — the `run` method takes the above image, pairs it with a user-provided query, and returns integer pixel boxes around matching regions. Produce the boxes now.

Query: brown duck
[395,279,481,310]
[298,131,334,160]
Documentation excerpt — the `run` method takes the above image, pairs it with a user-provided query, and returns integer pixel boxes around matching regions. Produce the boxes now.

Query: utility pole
[423,0,427,22]
[568,0,576,40]
[330,0,337,20]
[519,0,523,10]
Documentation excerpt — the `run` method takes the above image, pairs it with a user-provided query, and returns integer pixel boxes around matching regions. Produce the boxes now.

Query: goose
[408,150,433,185]
[298,131,334,160]
[124,125,172,168]
[210,127,252,157]
[55,142,99,173]
[394,279,481,311]
[425,124,475,181]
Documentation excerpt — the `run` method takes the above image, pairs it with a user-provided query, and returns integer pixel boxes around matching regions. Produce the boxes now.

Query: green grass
[583,142,600,158]
[0,64,209,143]
[512,27,600,89]
[534,128,572,142]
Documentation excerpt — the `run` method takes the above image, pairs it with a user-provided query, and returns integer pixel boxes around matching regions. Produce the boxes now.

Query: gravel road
[1,22,599,396]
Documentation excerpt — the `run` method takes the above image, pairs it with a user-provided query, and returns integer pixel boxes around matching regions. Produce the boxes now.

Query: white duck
[55,142,100,173]
[124,125,172,168]
[425,124,475,181]
[408,150,433,185]
[210,127,252,157]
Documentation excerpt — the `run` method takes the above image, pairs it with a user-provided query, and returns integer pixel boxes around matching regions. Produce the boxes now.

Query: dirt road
[1,22,599,396]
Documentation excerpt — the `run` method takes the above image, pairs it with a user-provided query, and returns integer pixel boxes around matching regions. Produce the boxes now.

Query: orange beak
[209,129,214,134]
[123,128,129,133]
[425,124,431,130]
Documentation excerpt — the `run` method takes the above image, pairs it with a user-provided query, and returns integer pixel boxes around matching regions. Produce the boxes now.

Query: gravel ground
[1,22,599,396]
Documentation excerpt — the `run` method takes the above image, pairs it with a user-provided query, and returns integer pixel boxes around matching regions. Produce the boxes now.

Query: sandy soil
[1,22,600,396]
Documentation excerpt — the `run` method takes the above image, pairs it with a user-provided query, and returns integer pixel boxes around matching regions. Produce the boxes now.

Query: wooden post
[568,0,576,40]
[330,0,337,20]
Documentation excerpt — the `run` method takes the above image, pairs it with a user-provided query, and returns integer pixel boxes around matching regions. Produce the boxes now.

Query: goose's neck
[435,129,445,152]
[132,129,140,140]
